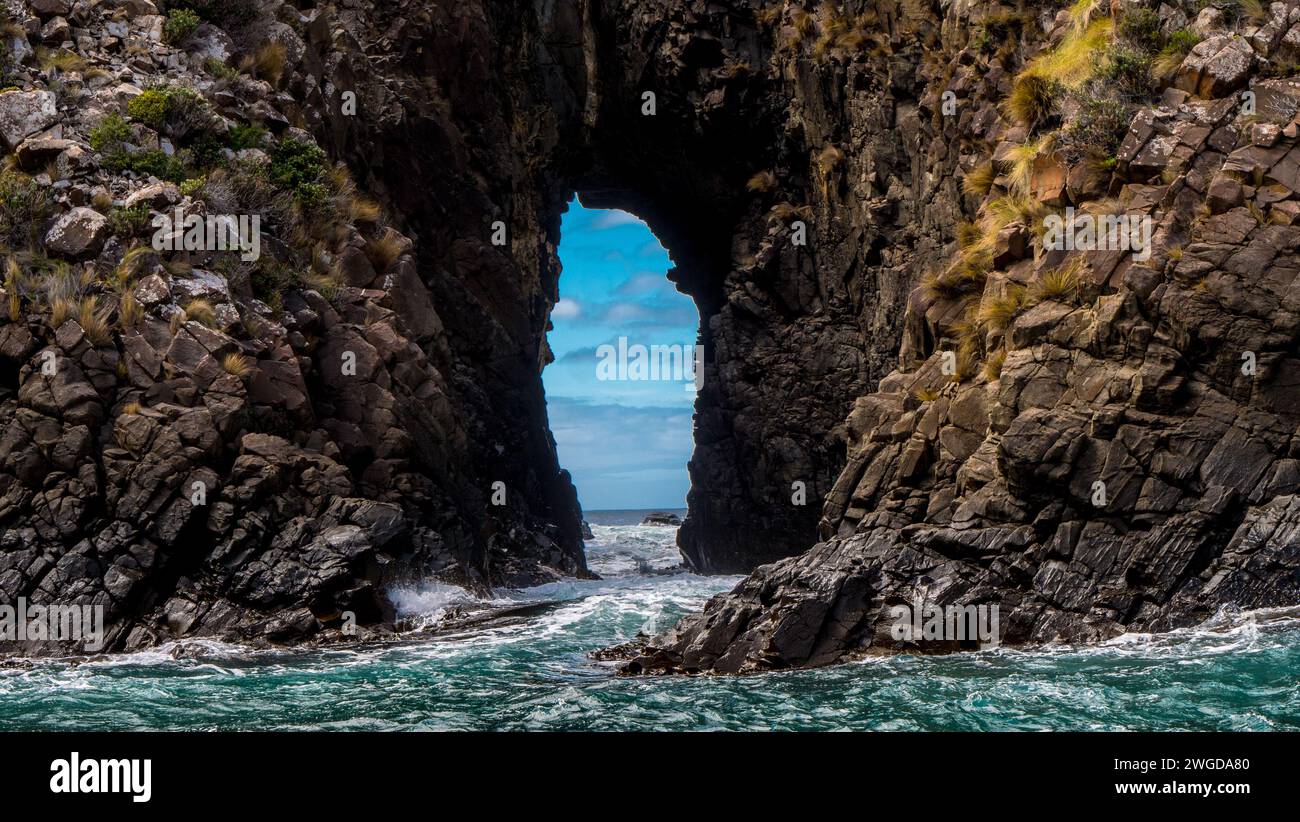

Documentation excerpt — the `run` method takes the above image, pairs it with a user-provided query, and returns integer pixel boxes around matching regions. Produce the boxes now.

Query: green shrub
[294,182,329,211]
[269,138,329,206]
[203,57,235,78]
[103,149,189,182]
[1118,8,1161,51]
[187,130,227,171]
[1101,42,1153,99]
[109,204,153,237]
[227,123,266,150]
[127,89,169,129]
[88,113,132,152]
[1059,95,1134,163]
[127,86,219,143]
[0,170,51,249]
[1154,29,1202,77]
[163,9,200,45]
[251,259,295,305]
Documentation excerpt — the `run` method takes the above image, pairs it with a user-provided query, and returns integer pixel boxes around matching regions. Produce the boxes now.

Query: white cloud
[552,298,582,320]
[590,210,648,230]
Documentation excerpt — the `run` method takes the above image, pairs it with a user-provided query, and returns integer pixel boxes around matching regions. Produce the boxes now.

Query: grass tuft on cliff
[1022,16,1114,91]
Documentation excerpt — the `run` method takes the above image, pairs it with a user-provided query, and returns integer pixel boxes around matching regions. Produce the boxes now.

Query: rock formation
[621,0,1300,674]
[2,0,1300,670]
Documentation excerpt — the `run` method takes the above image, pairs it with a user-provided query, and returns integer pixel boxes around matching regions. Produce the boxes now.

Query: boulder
[0,90,58,150]
[29,0,72,16]
[44,208,110,259]
[1175,35,1255,98]
[14,135,75,170]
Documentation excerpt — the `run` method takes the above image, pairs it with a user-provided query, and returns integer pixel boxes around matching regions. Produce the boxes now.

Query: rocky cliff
[622,0,1300,673]
[2,0,1299,666]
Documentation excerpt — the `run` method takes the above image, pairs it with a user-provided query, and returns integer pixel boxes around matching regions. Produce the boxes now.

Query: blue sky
[543,197,699,511]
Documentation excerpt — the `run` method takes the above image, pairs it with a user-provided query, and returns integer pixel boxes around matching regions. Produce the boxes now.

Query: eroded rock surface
[620,0,1300,674]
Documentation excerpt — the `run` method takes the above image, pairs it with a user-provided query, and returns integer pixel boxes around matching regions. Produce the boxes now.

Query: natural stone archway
[325,0,931,576]
[0,0,960,656]
[8,0,1300,666]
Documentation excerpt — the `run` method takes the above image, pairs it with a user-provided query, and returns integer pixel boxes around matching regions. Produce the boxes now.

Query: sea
[3,508,1299,730]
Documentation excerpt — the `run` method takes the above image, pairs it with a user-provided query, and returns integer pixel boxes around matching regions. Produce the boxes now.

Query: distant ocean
[583,508,687,526]
[3,511,1299,730]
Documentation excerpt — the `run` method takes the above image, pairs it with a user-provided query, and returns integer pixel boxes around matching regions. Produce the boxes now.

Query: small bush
[270,138,330,207]
[251,259,295,305]
[204,57,235,78]
[128,86,219,144]
[110,204,153,237]
[88,114,132,152]
[0,171,52,249]
[127,89,170,130]
[1058,96,1133,164]
[1154,30,1201,78]
[227,123,266,150]
[168,0,259,26]
[1117,8,1161,52]
[1100,42,1153,99]
[163,9,201,45]
[103,148,189,182]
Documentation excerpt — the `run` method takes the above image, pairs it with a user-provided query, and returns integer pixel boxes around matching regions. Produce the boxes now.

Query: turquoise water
[3,522,1299,731]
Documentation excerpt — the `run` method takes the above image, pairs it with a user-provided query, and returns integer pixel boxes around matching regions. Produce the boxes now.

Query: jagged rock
[44,207,110,259]
[4,0,1300,668]
[1175,35,1255,99]
[15,135,75,170]
[29,0,72,17]
[123,181,179,210]
[186,23,234,64]
[40,15,69,44]
[0,90,58,150]
[1206,173,1244,213]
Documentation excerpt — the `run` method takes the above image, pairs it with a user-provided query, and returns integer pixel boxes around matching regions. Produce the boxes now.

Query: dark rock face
[6,0,1300,670]
[641,512,682,527]
[618,1,1300,674]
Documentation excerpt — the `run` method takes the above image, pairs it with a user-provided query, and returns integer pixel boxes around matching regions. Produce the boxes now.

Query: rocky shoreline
[2,0,1300,671]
